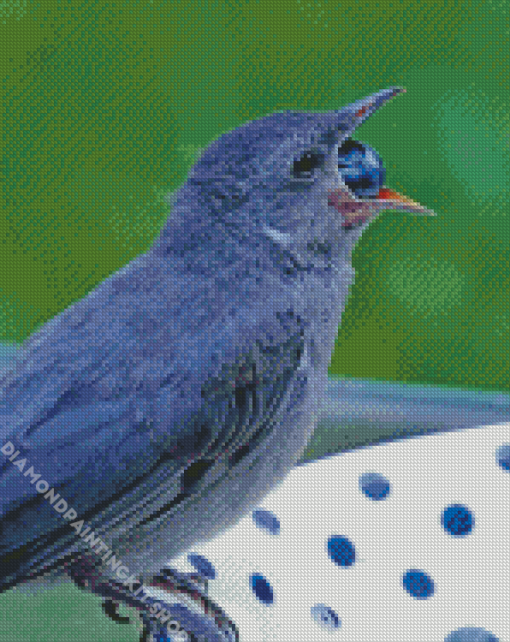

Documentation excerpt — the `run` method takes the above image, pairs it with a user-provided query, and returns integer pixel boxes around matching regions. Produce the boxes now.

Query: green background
[1,0,509,392]
[0,1,509,640]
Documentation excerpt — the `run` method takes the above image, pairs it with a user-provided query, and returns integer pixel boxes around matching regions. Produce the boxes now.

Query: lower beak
[376,187,435,215]
[327,186,436,228]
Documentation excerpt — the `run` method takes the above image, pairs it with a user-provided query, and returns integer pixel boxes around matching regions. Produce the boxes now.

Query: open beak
[326,87,436,228]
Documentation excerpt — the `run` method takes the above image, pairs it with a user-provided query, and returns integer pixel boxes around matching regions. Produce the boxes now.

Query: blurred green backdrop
[0,1,509,640]
[1,0,509,393]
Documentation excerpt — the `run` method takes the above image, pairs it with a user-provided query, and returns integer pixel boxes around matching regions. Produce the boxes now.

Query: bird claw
[140,568,238,642]
[102,598,131,624]
[68,556,237,642]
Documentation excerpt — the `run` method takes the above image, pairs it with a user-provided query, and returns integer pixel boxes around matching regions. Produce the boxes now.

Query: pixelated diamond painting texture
[0,1,508,641]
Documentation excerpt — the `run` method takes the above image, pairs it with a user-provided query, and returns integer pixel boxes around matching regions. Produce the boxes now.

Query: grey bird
[0,87,435,641]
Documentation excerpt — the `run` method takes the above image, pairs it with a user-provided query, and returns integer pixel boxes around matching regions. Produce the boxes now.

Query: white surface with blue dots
[168,422,510,641]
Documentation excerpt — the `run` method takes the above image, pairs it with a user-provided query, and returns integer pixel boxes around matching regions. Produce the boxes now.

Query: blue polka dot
[496,443,510,472]
[444,626,499,641]
[441,504,474,537]
[402,569,434,599]
[252,509,280,535]
[359,472,391,500]
[310,604,340,631]
[250,574,274,605]
[327,535,356,567]
[187,553,216,580]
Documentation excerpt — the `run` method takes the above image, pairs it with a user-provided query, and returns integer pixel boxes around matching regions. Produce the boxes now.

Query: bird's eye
[292,150,324,180]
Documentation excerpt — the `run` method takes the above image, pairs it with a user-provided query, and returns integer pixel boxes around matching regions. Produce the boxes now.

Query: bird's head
[156,87,435,270]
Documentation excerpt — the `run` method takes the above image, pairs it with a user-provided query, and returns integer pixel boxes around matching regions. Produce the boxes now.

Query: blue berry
[250,574,274,605]
[402,569,435,599]
[359,472,391,500]
[327,535,356,567]
[337,138,386,198]
[252,509,280,535]
[310,604,341,631]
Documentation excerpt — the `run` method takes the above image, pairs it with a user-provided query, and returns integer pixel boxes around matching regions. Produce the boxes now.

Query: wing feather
[0,252,306,589]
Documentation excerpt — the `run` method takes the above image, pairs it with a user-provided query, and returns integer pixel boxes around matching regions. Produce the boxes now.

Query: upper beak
[337,86,407,132]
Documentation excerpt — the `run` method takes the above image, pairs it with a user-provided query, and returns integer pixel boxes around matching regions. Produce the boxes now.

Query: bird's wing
[0,253,306,586]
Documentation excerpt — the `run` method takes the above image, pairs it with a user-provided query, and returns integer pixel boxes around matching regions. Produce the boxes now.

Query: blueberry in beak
[331,137,436,228]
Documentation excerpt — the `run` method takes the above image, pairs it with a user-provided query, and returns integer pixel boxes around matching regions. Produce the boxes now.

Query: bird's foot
[139,567,238,642]
[67,555,238,642]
